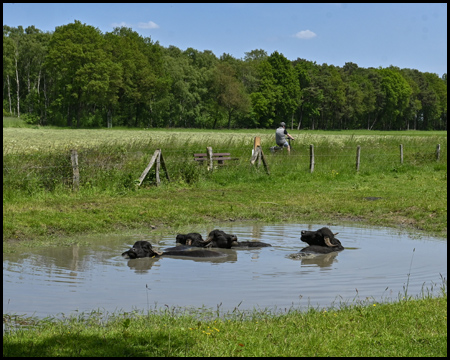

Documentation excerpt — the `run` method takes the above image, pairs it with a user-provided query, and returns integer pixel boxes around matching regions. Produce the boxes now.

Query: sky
[3,3,447,77]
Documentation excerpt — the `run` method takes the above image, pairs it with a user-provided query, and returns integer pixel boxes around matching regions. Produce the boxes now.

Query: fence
[3,141,446,193]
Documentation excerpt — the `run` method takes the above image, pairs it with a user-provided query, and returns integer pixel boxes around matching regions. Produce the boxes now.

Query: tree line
[3,20,447,130]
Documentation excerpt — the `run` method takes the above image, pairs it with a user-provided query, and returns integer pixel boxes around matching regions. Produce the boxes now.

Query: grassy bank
[3,294,447,357]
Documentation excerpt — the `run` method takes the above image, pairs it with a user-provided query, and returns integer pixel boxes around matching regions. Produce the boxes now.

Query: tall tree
[316,64,346,130]
[211,63,250,129]
[377,67,412,130]
[3,25,25,117]
[423,72,447,130]
[293,58,323,130]
[21,26,51,122]
[45,20,121,127]
[105,27,166,127]
[267,51,300,129]
[3,27,15,115]
[249,59,279,128]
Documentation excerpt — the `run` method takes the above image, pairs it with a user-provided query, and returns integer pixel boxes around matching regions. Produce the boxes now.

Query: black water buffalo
[176,233,206,247]
[177,230,271,248]
[122,241,226,259]
[300,227,344,254]
[205,229,239,248]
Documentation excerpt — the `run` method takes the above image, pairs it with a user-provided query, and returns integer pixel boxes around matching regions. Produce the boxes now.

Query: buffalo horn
[324,236,338,247]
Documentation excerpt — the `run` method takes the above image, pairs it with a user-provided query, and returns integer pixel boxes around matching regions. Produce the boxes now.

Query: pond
[3,223,447,318]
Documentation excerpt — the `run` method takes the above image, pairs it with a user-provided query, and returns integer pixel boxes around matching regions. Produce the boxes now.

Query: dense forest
[3,21,447,130]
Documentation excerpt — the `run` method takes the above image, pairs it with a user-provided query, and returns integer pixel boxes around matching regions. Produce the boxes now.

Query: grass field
[3,120,447,357]
[3,294,447,357]
[3,124,447,243]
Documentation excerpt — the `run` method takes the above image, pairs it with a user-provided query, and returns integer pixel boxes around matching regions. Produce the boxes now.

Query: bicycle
[269,138,294,153]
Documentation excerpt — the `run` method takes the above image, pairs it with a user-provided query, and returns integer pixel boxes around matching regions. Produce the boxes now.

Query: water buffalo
[300,227,344,254]
[205,229,239,248]
[176,230,271,248]
[122,241,226,259]
[175,233,206,247]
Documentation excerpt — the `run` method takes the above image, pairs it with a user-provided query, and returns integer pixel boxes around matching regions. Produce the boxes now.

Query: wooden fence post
[436,144,440,161]
[138,149,170,186]
[207,146,213,171]
[250,145,270,175]
[159,151,171,182]
[253,137,261,166]
[309,144,314,173]
[155,150,161,185]
[400,144,403,164]
[356,145,361,172]
[70,149,79,192]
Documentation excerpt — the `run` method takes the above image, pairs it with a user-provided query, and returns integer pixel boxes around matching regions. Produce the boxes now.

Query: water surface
[3,223,447,318]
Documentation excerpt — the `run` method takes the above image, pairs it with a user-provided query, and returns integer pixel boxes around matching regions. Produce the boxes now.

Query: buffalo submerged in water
[121,240,227,259]
[122,227,343,260]
[176,229,272,249]
[299,227,344,254]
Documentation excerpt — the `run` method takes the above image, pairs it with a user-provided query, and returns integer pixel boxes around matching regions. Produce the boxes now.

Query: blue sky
[3,3,447,77]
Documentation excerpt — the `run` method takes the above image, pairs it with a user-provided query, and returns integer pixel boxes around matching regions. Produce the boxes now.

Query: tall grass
[3,127,446,198]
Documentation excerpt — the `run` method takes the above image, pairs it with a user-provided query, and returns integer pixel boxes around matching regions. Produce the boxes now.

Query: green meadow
[3,120,447,357]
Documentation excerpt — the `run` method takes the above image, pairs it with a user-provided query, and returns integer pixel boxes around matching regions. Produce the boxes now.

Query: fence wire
[3,142,446,193]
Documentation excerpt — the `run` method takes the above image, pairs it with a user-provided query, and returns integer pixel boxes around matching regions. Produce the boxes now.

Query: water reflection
[288,252,340,268]
[3,223,447,318]
[124,249,238,273]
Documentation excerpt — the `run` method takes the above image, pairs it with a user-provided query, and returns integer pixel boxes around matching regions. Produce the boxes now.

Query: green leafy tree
[315,64,346,130]
[3,20,447,131]
[249,60,279,128]
[105,27,167,127]
[377,67,412,130]
[3,25,25,117]
[340,62,366,129]
[267,51,300,128]
[423,72,447,130]
[211,63,250,129]
[400,68,424,130]
[162,47,202,127]
[242,49,268,94]
[45,20,122,127]
[293,58,323,130]
[3,27,15,115]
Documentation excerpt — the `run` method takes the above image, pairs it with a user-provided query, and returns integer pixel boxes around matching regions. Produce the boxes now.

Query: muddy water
[3,223,447,318]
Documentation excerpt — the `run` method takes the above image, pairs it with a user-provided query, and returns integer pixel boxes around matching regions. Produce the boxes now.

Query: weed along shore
[3,126,447,357]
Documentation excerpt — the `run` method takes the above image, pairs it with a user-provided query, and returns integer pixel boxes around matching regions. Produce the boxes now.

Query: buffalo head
[122,240,163,259]
[176,233,208,247]
[205,229,239,248]
[300,227,344,254]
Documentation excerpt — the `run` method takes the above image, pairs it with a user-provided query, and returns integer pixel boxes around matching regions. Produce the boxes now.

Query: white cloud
[294,30,317,39]
[138,21,160,29]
